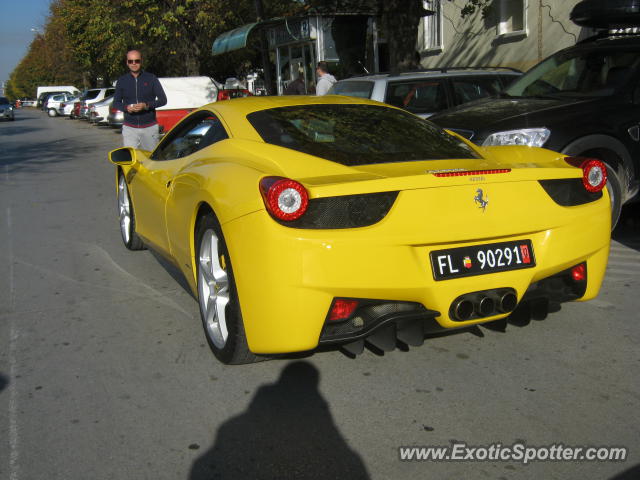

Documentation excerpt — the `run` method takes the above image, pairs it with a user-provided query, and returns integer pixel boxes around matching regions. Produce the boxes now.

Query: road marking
[9,323,19,480]
[6,175,19,480]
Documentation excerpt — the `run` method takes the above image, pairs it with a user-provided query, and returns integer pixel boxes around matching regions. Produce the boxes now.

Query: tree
[6,1,83,98]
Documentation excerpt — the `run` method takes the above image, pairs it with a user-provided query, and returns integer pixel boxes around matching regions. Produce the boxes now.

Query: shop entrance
[277,43,317,95]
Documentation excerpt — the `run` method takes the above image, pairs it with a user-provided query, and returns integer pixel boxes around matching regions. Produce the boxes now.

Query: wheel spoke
[198,228,231,349]
[118,177,132,243]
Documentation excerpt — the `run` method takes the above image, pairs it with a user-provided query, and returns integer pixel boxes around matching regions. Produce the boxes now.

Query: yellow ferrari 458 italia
[108,95,610,364]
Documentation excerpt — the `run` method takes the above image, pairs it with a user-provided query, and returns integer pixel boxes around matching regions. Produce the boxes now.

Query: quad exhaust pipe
[450,288,518,321]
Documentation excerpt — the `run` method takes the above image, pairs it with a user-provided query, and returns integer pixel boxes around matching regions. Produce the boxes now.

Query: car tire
[605,164,623,230]
[48,108,57,117]
[117,174,145,250]
[196,213,262,365]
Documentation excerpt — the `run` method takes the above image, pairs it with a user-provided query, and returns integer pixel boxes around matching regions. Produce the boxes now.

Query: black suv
[430,2,640,228]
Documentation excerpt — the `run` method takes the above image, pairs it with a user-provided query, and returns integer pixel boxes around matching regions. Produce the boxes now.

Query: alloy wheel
[118,176,132,245]
[198,229,230,349]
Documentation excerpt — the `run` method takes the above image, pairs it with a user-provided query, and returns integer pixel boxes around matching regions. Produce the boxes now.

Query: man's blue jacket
[113,71,167,128]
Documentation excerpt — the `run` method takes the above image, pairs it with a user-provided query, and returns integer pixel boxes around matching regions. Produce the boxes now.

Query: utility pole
[254,0,274,95]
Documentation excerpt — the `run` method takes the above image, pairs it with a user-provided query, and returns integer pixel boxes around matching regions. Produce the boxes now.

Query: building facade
[417,0,590,72]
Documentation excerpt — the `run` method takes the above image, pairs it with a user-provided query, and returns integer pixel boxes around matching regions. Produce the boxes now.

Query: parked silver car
[0,97,15,121]
[79,87,115,120]
[329,67,521,118]
[107,104,123,128]
[59,97,79,116]
[45,92,76,117]
[88,95,113,125]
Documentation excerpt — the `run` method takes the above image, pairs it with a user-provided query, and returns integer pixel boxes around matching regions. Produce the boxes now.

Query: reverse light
[259,176,309,221]
[482,128,550,147]
[571,263,586,282]
[328,299,359,322]
[565,157,607,192]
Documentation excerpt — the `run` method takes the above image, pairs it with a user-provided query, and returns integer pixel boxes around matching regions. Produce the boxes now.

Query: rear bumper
[223,197,610,354]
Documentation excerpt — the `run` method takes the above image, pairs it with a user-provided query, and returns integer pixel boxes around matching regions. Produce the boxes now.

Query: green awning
[212,23,259,56]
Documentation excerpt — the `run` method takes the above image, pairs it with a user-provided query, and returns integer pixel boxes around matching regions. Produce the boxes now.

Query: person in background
[315,61,336,96]
[112,49,167,151]
[284,68,307,95]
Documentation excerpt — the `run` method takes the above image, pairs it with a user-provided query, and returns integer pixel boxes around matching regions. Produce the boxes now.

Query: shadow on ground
[609,463,640,480]
[189,361,370,480]
[612,202,640,252]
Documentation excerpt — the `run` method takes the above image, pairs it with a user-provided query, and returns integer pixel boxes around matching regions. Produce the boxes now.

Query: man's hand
[126,103,147,113]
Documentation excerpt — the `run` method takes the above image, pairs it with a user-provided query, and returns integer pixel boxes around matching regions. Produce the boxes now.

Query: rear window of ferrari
[247,104,479,166]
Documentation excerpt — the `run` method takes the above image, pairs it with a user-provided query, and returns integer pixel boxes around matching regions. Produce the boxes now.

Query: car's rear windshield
[0,97,9,105]
[247,104,479,166]
[84,90,100,100]
[330,81,375,99]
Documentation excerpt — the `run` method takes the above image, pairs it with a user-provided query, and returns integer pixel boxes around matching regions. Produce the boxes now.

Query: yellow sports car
[108,96,610,364]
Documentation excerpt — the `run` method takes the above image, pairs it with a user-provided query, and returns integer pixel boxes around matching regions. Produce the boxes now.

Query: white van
[155,76,219,132]
[36,86,79,99]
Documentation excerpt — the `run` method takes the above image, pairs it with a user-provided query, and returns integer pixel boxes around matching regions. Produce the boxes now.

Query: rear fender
[166,162,266,291]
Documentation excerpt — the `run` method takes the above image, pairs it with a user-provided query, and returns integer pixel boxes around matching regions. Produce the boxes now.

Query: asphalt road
[1,108,639,480]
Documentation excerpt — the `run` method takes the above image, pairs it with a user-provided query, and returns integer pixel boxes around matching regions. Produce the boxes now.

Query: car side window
[386,80,448,114]
[152,112,228,161]
[451,76,502,105]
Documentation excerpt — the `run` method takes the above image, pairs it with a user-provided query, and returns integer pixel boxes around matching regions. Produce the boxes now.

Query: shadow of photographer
[189,361,369,480]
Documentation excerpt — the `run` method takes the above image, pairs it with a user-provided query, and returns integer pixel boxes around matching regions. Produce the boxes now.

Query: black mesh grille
[539,178,602,206]
[278,191,398,229]
[320,301,429,341]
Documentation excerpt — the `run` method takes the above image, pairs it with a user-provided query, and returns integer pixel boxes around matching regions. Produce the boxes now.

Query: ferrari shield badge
[474,188,489,212]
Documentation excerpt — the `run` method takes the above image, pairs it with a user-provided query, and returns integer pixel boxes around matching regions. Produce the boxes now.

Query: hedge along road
[0,107,639,480]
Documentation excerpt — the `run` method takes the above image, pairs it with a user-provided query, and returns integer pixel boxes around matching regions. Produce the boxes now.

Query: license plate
[430,240,535,281]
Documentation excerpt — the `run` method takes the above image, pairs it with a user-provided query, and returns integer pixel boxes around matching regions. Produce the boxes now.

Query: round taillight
[259,177,309,221]
[565,157,607,193]
[581,159,607,192]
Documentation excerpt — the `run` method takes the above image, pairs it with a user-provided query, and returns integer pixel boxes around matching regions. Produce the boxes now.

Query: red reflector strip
[433,169,511,177]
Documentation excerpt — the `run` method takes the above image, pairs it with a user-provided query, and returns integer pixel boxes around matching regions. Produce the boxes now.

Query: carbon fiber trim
[277,191,398,229]
[538,178,602,206]
[320,301,438,343]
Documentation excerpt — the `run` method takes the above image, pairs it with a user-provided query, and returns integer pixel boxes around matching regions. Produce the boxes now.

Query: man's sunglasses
[127,59,141,64]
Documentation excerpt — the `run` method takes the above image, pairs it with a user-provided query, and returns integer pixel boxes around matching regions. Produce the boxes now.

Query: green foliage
[8,0,300,93]
[459,0,493,19]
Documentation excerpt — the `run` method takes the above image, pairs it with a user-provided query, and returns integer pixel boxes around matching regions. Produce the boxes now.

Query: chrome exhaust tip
[498,292,518,313]
[453,299,474,321]
[476,296,495,317]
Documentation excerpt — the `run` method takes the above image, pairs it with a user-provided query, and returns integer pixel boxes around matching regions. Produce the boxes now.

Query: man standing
[315,61,336,96]
[113,49,167,151]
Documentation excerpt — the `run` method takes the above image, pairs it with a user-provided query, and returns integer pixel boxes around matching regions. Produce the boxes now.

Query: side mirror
[108,147,137,165]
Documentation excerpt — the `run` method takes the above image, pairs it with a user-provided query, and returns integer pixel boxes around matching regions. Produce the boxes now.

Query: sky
[0,0,52,89]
